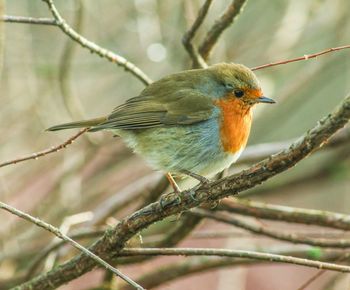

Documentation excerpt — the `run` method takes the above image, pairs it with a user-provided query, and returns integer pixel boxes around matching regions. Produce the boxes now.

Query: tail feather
[47,117,107,131]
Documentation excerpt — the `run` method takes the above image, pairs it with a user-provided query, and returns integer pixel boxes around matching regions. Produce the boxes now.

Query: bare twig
[1,15,57,25]
[0,201,144,290]
[219,198,350,231]
[193,209,350,248]
[0,128,88,168]
[15,94,350,290]
[26,228,106,279]
[120,247,350,272]
[199,0,248,60]
[252,44,350,71]
[41,0,152,85]
[120,247,344,290]
[116,213,203,266]
[182,0,212,68]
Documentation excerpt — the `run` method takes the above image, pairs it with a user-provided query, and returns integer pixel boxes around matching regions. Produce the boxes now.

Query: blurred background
[0,0,349,289]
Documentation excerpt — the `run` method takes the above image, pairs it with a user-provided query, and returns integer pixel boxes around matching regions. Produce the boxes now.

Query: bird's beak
[257,96,276,104]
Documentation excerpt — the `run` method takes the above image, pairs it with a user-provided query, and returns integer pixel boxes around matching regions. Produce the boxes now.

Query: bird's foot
[159,192,182,210]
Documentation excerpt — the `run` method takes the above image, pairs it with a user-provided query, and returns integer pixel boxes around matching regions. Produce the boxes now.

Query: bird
[48,63,275,192]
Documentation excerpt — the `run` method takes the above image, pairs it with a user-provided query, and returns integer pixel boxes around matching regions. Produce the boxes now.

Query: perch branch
[14,93,350,290]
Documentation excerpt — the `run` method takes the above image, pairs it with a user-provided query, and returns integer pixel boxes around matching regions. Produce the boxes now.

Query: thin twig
[219,197,350,231]
[16,93,350,290]
[116,213,203,266]
[193,209,350,248]
[120,247,350,273]
[120,247,344,290]
[1,15,57,26]
[0,128,88,168]
[252,44,350,71]
[26,228,106,279]
[0,201,144,290]
[182,0,212,68]
[199,0,248,60]
[41,0,152,85]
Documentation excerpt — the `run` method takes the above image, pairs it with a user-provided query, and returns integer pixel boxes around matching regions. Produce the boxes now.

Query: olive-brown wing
[89,91,215,131]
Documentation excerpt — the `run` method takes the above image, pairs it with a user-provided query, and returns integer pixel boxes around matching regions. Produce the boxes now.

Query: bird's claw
[159,193,182,210]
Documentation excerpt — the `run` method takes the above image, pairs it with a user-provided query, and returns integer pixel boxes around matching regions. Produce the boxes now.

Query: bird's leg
[165,172,181,193]
[181,169,210,186]
[159,173,182,210]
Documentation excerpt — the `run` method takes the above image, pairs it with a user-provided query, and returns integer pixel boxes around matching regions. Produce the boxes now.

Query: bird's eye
[234,89,244,98]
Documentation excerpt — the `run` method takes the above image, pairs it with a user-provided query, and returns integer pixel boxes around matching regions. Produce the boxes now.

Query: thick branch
[14,93,350,290]
[42,0,152,85]
[199,0,248,60]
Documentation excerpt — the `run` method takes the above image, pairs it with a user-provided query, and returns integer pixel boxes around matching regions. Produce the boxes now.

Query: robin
[48,63,275,192]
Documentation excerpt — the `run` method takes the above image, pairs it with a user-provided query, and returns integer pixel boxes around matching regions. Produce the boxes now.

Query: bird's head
[209,63,275,106]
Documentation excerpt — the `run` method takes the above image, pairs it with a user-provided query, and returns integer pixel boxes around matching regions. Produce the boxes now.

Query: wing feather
[90,88,215,131]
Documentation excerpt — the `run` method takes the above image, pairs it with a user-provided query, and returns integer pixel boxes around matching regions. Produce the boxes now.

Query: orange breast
[214,98,252,153]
